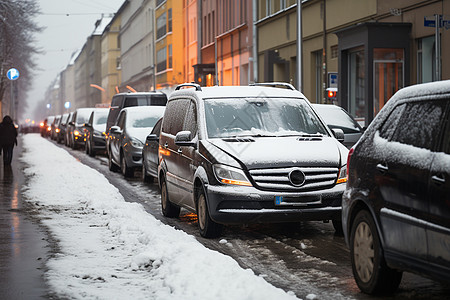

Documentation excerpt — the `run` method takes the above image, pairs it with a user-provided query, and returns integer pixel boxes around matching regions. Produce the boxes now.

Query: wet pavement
[0,136,50,299]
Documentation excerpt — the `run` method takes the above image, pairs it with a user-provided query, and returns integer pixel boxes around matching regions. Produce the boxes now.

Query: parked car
[312,104,364,148]
[44,116,55,138]
[64,112,74,146]
[342,80,450,294]
[105,91,167,136]
[67,108,94,149]
[157,83,348,238]
[40,118,48,137]
[142,117,163,182]
[51,115,62,141]
[84,108,109,157]
[57,113,69,144]
[108,106,166,177]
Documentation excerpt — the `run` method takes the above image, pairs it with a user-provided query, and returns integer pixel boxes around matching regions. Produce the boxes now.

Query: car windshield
[313,105,362,134]
[76,110,92,125]
[204,98,328,138]
[94,112,108,125]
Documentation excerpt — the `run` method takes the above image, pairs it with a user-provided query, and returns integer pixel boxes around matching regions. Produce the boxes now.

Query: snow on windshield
[21,134,298,300]
[204,98,328,138]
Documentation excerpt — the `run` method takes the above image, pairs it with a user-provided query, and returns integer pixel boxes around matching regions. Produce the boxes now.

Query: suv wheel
[161,179,180,217]
[121,154,133,178]
[350,210,402,294]
[108,149,119,172]
[88,140,96,157]
[197,188,222,238]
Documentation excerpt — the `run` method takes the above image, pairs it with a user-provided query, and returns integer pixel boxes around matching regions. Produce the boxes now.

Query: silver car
[108,106,166,177]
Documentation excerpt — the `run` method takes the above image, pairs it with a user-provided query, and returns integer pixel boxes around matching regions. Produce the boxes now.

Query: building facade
[120,0,157,93]
[256,0,449,125]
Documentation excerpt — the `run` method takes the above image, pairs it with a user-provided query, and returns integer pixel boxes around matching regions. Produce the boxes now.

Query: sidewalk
[0,135,50,299]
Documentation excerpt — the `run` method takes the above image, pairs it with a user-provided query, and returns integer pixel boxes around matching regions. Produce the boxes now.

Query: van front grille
[248,167,339,191]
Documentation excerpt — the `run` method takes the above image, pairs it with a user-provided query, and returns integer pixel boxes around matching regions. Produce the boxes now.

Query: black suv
[105,92,167,135]
[157,83,348,238]
[342,80,450,294]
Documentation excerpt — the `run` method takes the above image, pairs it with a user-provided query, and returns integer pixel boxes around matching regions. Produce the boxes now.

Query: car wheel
[71,137,76,150]
[121,154,133,178]
[85,141,89,154]
[142,163,153,183]
[197,188,223,238]
[160,179,180,218]
[88,141,96,157]
[332,219,344,235]
[108,149,119,172]
[350,210,402,294]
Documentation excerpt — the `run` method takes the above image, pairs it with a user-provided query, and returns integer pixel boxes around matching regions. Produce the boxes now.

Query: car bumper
[206,183,344,225]
[73,135,85,145]
[92,136,106,151]
[124,147,143,168]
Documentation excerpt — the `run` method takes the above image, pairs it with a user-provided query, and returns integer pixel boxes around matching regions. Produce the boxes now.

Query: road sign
[424,15,450,29]
[7,68,19,80]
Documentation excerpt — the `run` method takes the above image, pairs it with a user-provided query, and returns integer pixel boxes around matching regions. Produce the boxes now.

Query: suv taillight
[347,147,354,181]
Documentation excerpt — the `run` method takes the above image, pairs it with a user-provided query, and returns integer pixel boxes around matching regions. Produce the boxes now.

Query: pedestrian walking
[0,115,18,165]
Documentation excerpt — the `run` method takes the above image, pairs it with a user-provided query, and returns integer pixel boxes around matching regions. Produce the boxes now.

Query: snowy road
[22,134,449,299]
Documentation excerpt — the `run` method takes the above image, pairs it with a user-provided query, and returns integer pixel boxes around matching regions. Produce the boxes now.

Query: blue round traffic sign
[7,68,19,80]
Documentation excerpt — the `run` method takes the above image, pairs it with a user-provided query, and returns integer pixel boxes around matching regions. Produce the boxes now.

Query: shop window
[348,47,365,126]
[373,48,404,117]
[417,36,436,83]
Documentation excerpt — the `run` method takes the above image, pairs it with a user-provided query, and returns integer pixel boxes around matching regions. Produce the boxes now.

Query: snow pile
[21,134,298,300]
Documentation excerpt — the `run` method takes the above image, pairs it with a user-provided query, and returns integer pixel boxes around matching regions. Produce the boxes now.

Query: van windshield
[204,98,328,138]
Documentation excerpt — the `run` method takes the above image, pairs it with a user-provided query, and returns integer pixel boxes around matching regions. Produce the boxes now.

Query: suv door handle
[164,142,168,148]
[376,163,388,173]
[177,148,183,154]
[431,174,445,185]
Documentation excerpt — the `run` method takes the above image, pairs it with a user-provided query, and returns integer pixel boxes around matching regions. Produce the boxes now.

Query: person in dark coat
[0,115,18,165]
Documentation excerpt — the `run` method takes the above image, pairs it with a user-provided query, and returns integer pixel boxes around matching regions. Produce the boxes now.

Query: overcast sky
[25,0,124,118]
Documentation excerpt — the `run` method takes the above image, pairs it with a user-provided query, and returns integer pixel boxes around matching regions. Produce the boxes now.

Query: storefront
[336,23,411,126]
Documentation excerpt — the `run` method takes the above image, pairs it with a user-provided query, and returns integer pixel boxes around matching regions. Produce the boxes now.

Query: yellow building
[155,0,185,89]
[101,9,123,104]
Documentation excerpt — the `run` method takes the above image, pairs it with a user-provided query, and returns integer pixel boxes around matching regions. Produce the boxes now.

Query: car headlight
[336,165,347,184]
[130,137,144,148]
[74,130,81,136]
[213,164,252,187]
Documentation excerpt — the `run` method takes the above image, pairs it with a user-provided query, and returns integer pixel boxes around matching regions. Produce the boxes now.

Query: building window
[156,12,167,39]
[417,36,436,83]
[348,47,365,127]
[168,8,172,33]
[168,44,172,69]
[157,47,167,72]
[331,45,338,59]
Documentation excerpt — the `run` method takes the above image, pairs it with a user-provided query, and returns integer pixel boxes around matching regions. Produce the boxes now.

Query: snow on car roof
[170,85,307,100]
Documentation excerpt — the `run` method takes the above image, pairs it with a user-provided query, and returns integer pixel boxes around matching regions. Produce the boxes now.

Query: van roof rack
[249,82,296,91]
[175,83,202,91]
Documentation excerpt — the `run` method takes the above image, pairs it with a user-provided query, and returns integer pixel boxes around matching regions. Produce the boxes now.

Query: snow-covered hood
[208,136,347,170]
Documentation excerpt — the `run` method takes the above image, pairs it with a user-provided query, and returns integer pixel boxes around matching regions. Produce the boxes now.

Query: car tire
[88,141,96,157]
[85,141,89,154]
[121,154,134,178]
[350,210,402,294]
[108,149,119,172]
[142,163,153,183]
[160,179,180,218]
[197,188,223,238]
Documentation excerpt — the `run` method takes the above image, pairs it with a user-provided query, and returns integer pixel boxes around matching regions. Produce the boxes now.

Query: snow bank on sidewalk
[21,134,298,300]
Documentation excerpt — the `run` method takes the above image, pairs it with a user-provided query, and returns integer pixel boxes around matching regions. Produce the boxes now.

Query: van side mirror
[110,125,122,134]
[332,128,345,143]
[146,133,159,142]
[175,131,196,147]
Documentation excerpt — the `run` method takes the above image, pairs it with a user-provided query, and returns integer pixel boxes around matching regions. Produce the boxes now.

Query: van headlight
[336,165,347,184]
[213,164,252,187]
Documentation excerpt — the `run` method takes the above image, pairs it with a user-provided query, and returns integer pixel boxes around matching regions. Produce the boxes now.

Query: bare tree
[0,0,41,121]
